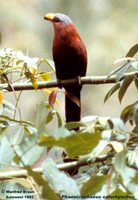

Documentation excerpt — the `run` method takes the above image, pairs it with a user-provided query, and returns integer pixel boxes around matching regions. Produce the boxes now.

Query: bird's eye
[53,16,60,23]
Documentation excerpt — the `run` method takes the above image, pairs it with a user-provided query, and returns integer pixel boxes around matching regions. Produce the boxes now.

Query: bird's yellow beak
[44,13,55,21]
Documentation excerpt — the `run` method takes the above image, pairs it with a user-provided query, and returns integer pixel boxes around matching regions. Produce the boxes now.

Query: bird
[44,13,87,125]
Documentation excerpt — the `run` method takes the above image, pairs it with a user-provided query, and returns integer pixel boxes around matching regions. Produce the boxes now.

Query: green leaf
[106,62,132,81]
[25,166,60,200]
[134,108,138,125]
[3,100,15,115]
[118,76,133,103]
[0,119,15,128]
[13,178,31,189]
[81,115,98,123]
[132,125,138,133]
[113,151,135,185]
[126,43,138,57]
[133,172,138,184]
[0,136,14,165]
[16,60,24,65]
[111,188,133,196]
[55,111,63,127]
[41,58,55,72]
[46,111,54,124]
[134,78,138,90]
[39,72,51,81]
[121,104,133,123]
[9,126,24,145]
[23,145,44,165]
[115,62,132,81]
[24,126,36,136]
[0,104,3,115]
[65,121,86,131]
[81,175,107,195]
[39,131,101,157]
[131,60,138,69]
[127,150,138,167]
[43,158,80,196]
[13,154,21,165]
[121,101,138,125]
[106,65,126,79]
[25,71,38,89]
[104,83,120,103]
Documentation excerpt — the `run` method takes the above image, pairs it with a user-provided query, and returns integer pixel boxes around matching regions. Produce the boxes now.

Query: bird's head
[44,13,73,25]
[44,13,81,41]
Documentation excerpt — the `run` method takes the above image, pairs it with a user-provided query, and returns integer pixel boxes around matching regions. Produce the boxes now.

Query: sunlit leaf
[118,76,133,103]
[115,62,132,81]
[106,65,125,79]
[39,131,101,157]
[9,126,24,145]
[25,71,38,89]
[127,150,138,168]
[0,136,14,164]
[114,57,136,65]
[81,115,98,123]
[113,151,136,185]
[39,72,51,81]
[0,91,3,105]
[110,141,124,153]
[131,61,138,69]
[111,118,125,130]
[43,158,80,196]
[22,145,44,165]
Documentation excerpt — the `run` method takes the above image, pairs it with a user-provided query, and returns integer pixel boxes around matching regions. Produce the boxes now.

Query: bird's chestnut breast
[53,23,87,80]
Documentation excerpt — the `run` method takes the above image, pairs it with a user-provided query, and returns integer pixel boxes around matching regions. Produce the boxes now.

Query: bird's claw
[76,76,82,86]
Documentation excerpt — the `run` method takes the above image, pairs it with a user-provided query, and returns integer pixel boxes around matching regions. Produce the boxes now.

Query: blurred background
[0,0,138,124]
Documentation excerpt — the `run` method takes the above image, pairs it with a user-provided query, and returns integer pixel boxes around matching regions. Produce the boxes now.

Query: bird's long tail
[65,87,81,123]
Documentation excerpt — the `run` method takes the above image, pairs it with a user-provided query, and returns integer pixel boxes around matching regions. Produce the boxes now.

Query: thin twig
[0,153,114,180]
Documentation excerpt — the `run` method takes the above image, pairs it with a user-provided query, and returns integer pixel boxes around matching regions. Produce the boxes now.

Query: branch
[0,71,138,92]
[0,153,114,180]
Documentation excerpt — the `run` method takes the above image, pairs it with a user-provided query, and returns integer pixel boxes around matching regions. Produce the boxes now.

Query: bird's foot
[76,76,82,86]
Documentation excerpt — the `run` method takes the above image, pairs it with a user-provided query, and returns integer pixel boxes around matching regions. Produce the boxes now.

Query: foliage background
[0,0,138,125]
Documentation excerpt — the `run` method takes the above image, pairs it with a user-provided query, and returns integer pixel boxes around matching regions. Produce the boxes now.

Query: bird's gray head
[44,13,73,24]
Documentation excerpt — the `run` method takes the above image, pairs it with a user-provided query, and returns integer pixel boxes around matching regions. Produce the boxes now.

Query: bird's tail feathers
[65,87,81,123]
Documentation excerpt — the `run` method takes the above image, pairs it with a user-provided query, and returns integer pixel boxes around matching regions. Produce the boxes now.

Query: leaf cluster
[0,45,138,199]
